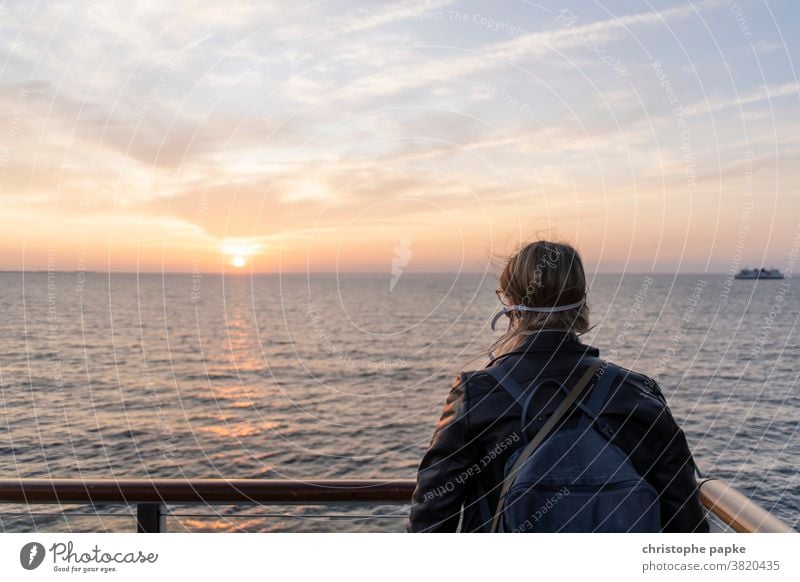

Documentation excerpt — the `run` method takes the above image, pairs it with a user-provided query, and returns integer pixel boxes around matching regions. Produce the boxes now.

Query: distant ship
[734,267,785,280]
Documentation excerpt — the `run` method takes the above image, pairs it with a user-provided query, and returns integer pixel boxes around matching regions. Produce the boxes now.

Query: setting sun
[219,239,261,270]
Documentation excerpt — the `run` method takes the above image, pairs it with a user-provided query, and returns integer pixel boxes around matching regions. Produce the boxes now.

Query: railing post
[136,503,166,533]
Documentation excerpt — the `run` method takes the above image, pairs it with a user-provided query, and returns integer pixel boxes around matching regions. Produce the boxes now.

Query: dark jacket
[409,330,709,533]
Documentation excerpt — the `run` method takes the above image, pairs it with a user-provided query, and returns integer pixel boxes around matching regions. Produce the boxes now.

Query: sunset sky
[1,0,798,273]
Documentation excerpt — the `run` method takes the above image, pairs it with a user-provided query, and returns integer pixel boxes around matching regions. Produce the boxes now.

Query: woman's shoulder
[451,361,673,415]
[611,364,669,407]
[608,364,684,435]
[451,368,496,391]
[449,368,505,406]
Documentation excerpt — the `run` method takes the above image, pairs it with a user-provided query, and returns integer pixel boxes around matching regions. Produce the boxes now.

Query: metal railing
[0,479,413,532]
[0,477,793,532]
[697,478,793,533]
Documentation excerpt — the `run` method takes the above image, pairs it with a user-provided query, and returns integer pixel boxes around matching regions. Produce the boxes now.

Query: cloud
[685,82,799,115]
[2,0,799,272]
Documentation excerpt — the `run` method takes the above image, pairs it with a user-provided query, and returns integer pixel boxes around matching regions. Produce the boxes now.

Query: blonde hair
[490,240,591,357]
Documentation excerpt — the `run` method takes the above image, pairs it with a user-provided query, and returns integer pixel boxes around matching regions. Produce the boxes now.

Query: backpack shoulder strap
[576,362,619,430]
[489,359,602,532]
[585,362,620,414]
[484,360,527,407]
[485,356,599,406]
[487,357,606,440]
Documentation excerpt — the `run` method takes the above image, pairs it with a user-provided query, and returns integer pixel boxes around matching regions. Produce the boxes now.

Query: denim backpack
[485,358,661,532]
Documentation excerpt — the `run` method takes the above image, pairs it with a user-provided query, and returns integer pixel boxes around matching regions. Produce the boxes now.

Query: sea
[0,271,797,532]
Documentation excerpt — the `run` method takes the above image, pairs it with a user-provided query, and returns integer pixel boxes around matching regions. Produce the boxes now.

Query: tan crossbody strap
[489,360,602,532]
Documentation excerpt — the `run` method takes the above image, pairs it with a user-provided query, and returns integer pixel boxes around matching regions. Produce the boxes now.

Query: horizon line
[0,269,751,276]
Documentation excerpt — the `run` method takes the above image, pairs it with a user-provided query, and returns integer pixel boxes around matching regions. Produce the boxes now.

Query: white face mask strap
[490,297,586,331]
[490,309,510,331]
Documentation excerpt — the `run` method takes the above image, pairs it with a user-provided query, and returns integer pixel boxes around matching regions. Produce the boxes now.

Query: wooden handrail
[0,478,415,505]
[0,477,794,533]
[697,477,794,533]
